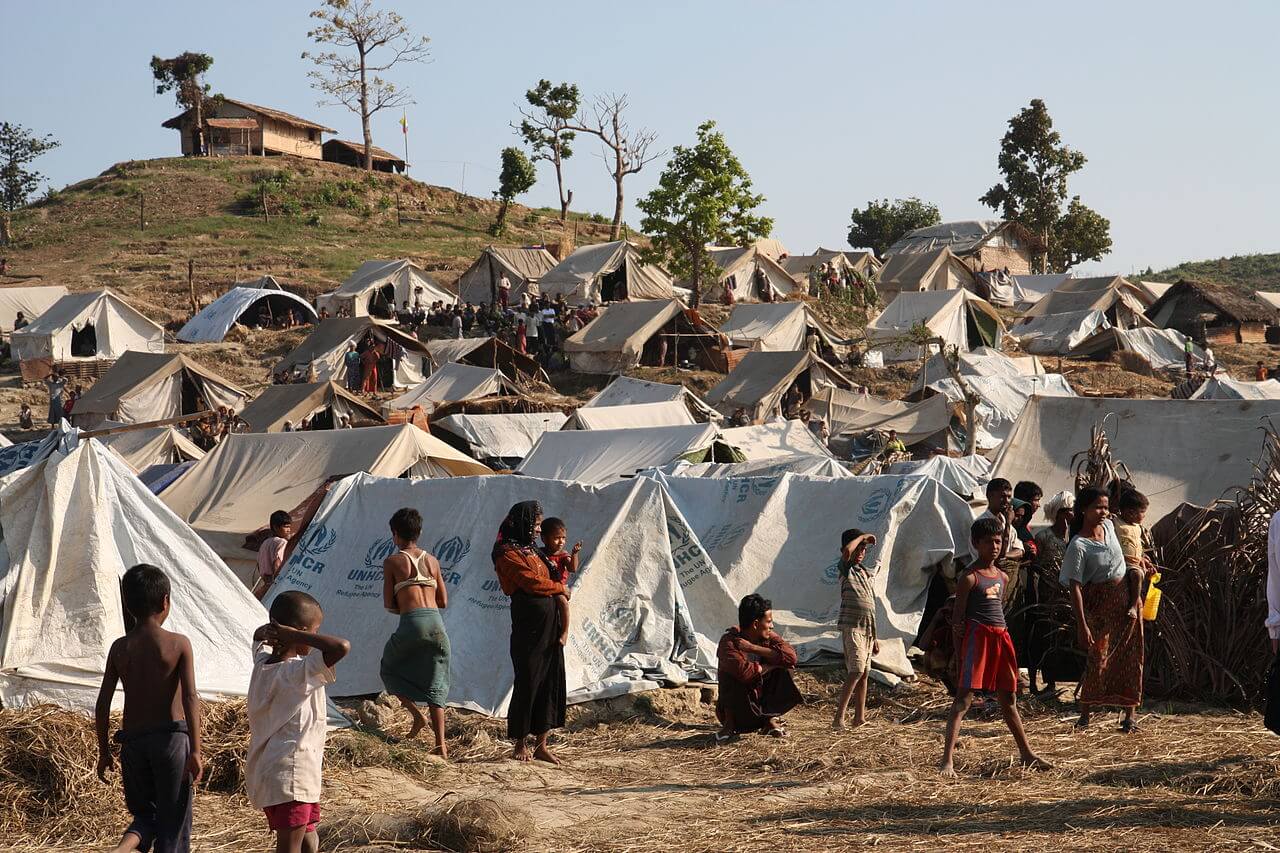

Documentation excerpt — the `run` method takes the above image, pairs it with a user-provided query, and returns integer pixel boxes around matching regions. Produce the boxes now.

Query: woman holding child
[492,500,569,764]
[1060,487,1145,732]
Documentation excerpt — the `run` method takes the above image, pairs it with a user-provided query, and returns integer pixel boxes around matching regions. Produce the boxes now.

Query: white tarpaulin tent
[518,424,720,484]
[237,381,384,432]
[12,290,164,362]
[433,412,567,464]
[866,289,1005,362]
[1010,274,1070,310]
[96,426,205,471]
[1010,310,1111,355]
[70,351,250,428]
[386,362,519,412]
[1022,276,1152,327]
[692,246,801,304]
[0,438,267,709]
[993,397,1280,523]
[423,337,546,384]
[664,456,853,479]
[1070,326,1204,371]
[1190,375,1280,400]
[315,259,454,317]
[162,425,491,577]
[1256,292,1280,312]
[584,376,719,421]
[564,401,696,431]
[0,285,67,333]
[455,246,558,305]
[178,285,317,343]
[929,373,1076,452]
[274,318,430,389]
[885,455,992,499]
[876,248,980,305]
[718,302,848,353]
[705,350,854,423]
[562,299,686,374]
[912,346,1044,394]
[538,241,674,304]
[266,470,973,712]
[809,389,953,449]
[718,421,834,460]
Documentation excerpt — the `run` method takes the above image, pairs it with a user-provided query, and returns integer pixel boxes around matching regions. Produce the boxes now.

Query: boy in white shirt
[247,591,350,853]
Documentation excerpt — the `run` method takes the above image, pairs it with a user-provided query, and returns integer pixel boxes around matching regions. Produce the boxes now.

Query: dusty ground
[24,672,1280,852]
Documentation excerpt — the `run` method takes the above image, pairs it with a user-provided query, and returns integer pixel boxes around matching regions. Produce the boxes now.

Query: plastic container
[1142,572,1162,621]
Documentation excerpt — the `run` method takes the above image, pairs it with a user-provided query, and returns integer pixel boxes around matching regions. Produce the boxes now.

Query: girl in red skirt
[939,517,1051,776]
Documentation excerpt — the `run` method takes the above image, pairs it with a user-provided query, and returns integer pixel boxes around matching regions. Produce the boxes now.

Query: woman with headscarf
[1027,491,1075,695]
[492,500,568,763]
[1060,486,1143,732]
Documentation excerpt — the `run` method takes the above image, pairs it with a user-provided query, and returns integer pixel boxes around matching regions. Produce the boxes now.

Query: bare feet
[1126,605,1140,620]
[533,744,562,765]
[831,719,844,731]
[110,832,143,853]
[512,741,531,762]
[850,716,866,728]
[1074,713,1091,730]
[407,715,425,739]
[1021,754,1051,771]
[431,745,449,761]
[938,761,957,778]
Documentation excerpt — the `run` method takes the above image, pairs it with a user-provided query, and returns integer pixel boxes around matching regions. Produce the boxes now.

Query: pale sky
[5,0,1278,274]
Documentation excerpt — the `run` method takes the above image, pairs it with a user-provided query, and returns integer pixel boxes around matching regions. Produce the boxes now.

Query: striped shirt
[838,560,877,634]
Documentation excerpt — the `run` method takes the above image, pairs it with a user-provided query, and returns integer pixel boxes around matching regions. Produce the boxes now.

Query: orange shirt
[494,546,567,597]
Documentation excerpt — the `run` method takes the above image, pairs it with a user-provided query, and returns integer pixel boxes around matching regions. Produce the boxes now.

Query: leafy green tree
[979,98,1110,272]
[150,52,217,156]
[847,197,940,258]
[516,80,580,222]
[304,0,430,170]
[491,147,536,235]
[0,123,60,212]
[637,121,773,307]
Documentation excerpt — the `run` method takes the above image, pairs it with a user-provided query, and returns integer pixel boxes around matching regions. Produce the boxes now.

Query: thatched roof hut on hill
[1147,279,1276,344]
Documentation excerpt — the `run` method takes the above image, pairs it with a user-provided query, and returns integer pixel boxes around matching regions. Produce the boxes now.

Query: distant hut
[1147,279,1276,345]
[322,139,406,173]
[161,98,334,159]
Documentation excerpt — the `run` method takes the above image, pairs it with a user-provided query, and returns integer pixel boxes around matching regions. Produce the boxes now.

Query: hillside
[1,155,619,327]
[1145,252,1280,294]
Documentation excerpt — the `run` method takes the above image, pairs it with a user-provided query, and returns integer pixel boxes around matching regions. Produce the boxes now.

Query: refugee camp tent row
[177,280,318,343]
[1189,375,1280,400]
[0,285,67,333]
[563,400,697,430]
[865,289,1005,363]
[718,302,849,354]
[12,289,165,364]
[386,362,521,413]
[704,350,854,423]
[423,336,547,383]
[315,259,455,318]
[0,435,267,709]
[689,245,801,304]
[807,389,956,458]
[274,317,431,388]
[874,248,980,306]
[69,351,251,429]
[583,375,720,422]
[993,396,1280,524]
[265,469,975,712]
[161,424,491,578]
[237,380,385,432]
[564,299,723,374]
[516,423,727,484]
[538,241,674,304]
[1009,310,1110,355]
[454,245,558,305]
[433,411,568,468]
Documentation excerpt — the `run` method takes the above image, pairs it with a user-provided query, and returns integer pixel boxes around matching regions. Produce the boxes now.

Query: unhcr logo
[822,560,842,586]
[296,524,338,556]
[432,535,471,571]
[363,537,398,572]
[859,488,894,522]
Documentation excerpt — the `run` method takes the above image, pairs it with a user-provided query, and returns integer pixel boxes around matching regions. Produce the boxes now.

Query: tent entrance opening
[601,267,628,302]
[181,375,202,415]
[309,407,335,430]
[966,306,999,349]
[369,285,396,319]
[71,323,98,357]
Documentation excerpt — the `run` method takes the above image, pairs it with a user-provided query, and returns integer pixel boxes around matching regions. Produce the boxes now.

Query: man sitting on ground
[716,594,801,741]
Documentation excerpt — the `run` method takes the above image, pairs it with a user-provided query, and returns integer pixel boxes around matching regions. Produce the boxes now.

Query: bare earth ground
[21,673,1280,853]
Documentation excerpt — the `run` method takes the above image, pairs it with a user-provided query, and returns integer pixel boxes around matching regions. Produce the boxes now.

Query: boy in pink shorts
[247,591,350,853]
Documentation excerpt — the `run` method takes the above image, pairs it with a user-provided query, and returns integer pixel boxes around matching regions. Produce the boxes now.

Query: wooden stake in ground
[187,259,197,318]
[138,194,146,231]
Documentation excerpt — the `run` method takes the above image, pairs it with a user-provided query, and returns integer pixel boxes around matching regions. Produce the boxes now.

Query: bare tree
[303,0,430,171]
[570,94,662,240]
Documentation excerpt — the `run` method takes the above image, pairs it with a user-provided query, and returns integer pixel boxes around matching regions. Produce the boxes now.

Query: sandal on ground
[714,731,738,744]
[1119,718,1138,733]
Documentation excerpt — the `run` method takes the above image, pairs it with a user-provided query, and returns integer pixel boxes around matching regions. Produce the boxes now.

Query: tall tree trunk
[553,144,570,221]
[494,199,510,234]
[609,157,625,241]
[690,243,702,308]
[359,47,373,171]
[194,94,204,157]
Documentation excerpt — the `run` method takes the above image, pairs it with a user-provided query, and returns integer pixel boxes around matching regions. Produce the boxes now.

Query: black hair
[1116,488,1149,513]
[970,516,1005,545]
[269,510,292,531]
[986,478,1012,496]
[738,593,771,628]
[1071,486,1111,536]
[121,564,170,619]
[389,507,423,542]
[541,517,566,536]
[269,590,322,630]
[1013,481,1043,502]
[841,528,866,548]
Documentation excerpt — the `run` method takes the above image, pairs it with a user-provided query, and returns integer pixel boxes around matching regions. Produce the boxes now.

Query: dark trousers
[508,591,566,740]
[116,721,192,853]
[717,668,803,733]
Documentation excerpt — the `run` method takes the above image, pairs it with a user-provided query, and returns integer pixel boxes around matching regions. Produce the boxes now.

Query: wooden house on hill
[886,220,1038,275]
[322,139,406,173]
[162,98,334,159]
[1147,279,1276,344]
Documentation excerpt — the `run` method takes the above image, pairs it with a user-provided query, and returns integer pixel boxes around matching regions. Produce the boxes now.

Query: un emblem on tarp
[603,598,641,647]
[295,524,337,556]
[433,535,471,570]
[363,537,397,571]
[859,488,893,522]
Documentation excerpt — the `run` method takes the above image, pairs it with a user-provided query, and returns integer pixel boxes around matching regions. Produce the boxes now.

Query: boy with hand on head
[247,591,350,853]
[939,518,1049,776]
[95,564,203,853]
[832,529,879,730]
[540,517,582,647]
[253,510,293,601]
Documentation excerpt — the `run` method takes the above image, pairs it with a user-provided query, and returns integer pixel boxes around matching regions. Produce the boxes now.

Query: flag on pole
[400,112,408,134]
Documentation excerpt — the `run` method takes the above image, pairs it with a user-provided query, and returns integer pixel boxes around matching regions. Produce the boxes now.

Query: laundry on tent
[563,299,725,374]
[454,245,558,306]
[237,380,385,432]
[865,289,1005,363]
[177,280,318,343]
[705,350,855,423]
[11,289,165,365]
[386,362,522,413]
[432,411,568,468]
[274,317,431,388]
[69,351,250,429]
[538,240,674,304]
[315,259,455,319]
